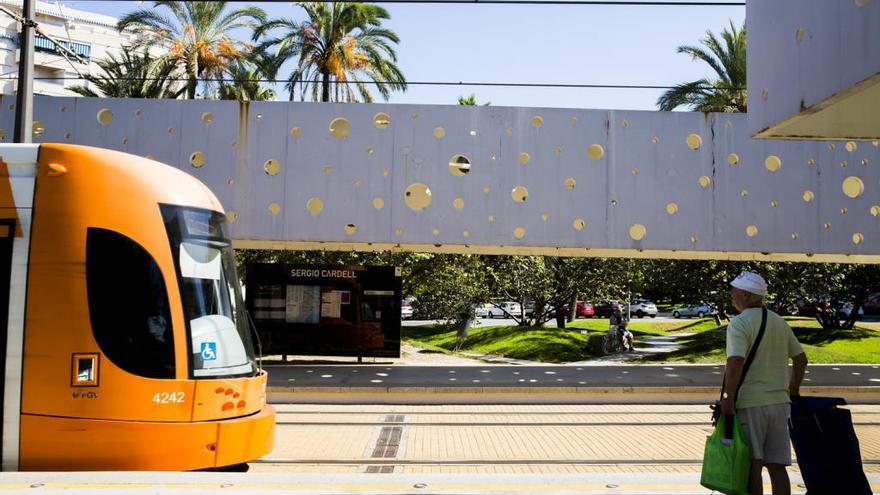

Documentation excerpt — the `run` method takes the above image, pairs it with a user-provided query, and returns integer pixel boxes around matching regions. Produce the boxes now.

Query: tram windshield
[161,205,257,378]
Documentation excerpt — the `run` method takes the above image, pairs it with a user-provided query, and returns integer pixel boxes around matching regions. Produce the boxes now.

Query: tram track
[265,405,880,474]
[275,420,880,426]
[253,458,880,466]
[275,408,880,415]
[275,410,880,427]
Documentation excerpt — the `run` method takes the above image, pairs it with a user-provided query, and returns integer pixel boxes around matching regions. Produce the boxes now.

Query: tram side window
[86,228,175,379]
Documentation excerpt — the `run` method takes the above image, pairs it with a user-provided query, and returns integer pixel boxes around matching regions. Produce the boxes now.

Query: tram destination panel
[246,263,401,358]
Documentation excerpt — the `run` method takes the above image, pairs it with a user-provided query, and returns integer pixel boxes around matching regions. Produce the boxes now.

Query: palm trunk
[321,72,330,102]
[187,77,197,99]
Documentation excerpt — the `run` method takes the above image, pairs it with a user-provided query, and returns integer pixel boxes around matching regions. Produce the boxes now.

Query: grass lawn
[403,318,721,363]
[404,324,595,363]
[403,317,880,364]
[642,317,880,364]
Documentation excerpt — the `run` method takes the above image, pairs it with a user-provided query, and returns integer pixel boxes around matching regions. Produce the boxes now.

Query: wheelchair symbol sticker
[200,342,217,361]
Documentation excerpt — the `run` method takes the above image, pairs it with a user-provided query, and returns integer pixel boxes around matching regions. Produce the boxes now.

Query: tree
[457,94,490,106]
[69,47,183,98]
[253,2,406,102]
[657,20,746,112]
[218,61,276,101]
[483,256,551,327]
[406,254,491,342]
[118,1,267,99]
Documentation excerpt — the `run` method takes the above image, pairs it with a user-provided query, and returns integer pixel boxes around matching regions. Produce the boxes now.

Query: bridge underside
[7,96,880,263]
[748,0,880,141]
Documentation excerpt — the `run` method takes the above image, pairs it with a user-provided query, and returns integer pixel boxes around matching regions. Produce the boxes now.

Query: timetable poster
[320,289,341,318]
[285,285,320,323]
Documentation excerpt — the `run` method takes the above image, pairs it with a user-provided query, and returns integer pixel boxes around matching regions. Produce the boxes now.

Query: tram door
[0,220,15,465]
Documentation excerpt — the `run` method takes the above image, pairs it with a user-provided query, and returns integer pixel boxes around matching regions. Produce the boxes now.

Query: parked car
[524,302,554,318]
[794,297,830,317]
[863,293,880,315]
[401,303,414,320]
[593,300,622,318]
[672,304,716,319]
[769,299,799,316]
[629,299,658,318]
[837,302,865,319]
[485,301,522,318]
[575,301,595,318]
[474,303,492,318]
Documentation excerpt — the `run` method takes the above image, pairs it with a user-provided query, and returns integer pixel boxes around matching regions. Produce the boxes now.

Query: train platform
[3,403,878,493]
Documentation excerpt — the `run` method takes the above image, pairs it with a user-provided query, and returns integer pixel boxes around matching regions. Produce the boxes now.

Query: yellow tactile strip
[273,404,880,414]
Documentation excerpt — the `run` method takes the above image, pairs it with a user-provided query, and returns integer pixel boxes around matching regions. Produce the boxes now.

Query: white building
[0,0,141,96]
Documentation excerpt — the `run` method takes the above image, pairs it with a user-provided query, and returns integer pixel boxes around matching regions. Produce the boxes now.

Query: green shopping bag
[700,414,752,495]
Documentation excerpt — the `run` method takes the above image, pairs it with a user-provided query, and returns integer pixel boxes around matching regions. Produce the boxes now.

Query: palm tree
[118,1,267,99]
[657,21,746,112]
[457,94,490,106]
[69,47,183,98]
[253,2,406,102]
[217,62,276,101]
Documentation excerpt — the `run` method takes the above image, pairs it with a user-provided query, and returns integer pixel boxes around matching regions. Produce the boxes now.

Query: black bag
[789,396,872,495]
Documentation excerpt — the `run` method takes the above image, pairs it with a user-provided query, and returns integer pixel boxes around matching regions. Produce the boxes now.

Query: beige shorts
[737,403,792,465]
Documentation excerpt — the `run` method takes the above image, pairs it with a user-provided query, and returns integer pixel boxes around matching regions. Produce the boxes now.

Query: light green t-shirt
[726,307,805,408]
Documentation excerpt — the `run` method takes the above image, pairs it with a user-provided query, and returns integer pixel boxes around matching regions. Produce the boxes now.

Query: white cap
[730,271,767,296]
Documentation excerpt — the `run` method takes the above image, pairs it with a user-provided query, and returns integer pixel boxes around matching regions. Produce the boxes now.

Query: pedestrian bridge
[5,95,878,263]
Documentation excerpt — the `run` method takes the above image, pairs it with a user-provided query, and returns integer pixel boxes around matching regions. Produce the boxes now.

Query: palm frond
[661,20,746,112]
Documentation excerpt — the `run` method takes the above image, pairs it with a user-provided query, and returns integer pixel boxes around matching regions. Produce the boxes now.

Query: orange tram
[0,143,274,471]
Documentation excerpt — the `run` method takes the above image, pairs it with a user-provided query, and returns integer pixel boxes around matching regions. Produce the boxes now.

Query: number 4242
[152,392,185,404]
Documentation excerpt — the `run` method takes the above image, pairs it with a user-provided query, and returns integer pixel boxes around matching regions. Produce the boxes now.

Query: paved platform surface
[3,403,878,494]
[260,403,880,471]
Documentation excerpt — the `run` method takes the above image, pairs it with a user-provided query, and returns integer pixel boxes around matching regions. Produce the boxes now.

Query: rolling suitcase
[789,396,872,495]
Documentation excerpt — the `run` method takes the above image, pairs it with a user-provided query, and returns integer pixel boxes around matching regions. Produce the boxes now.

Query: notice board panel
[246,263,401,358]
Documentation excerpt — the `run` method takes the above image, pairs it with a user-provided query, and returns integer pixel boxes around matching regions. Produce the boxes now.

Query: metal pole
[13,0,34,144]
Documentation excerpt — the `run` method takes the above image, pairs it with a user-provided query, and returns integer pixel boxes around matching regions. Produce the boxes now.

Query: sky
[63,1,745,110]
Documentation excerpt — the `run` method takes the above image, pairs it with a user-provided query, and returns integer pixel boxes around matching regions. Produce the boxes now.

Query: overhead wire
[0,0,744,94]
[0,3,89,73]
[72,0,744,5]
[0,75,743,91]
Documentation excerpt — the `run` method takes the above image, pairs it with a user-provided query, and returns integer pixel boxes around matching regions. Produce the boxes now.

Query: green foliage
[69,47,183,98]
[657,20,746,112]
[236,249,878,333]
[118,1,267,99]
[457,94,490,106]
[217,61,276,101]
[253,2,406,102]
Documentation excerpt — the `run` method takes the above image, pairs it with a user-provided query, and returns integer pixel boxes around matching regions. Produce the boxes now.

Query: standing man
[720,272,808,495]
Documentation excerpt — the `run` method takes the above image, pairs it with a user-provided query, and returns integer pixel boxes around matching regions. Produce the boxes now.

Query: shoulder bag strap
[719,307,768,401]
[719,308,768,436]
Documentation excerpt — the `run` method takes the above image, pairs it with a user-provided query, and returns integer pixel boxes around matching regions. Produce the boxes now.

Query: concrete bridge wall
[4,95,878,262]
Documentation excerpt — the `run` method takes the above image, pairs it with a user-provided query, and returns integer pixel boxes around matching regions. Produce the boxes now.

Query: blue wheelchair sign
[200,342,217,361]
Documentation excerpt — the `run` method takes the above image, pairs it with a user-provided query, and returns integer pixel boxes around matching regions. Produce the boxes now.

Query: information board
[246,264,402,358]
